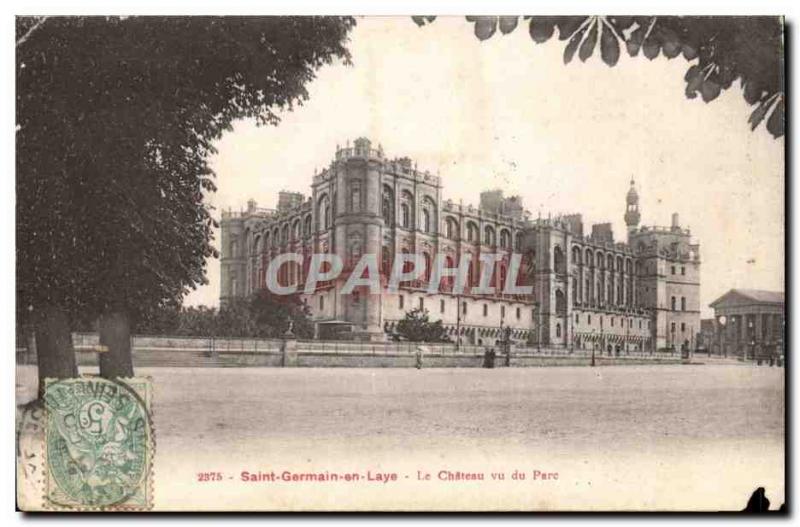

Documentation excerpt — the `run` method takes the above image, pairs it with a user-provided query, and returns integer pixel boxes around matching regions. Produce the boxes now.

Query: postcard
[15,15,785,512]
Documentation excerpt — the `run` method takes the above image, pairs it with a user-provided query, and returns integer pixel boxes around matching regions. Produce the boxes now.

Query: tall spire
[625,179,641,240]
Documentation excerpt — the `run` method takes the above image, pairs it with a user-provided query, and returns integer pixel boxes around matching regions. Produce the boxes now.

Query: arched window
[607,254,614,271]
[281,224,289,244]
[303,215,312,238]
[382,185,394,226]
[400,249,412,280]
[572,276,578,303]
[467,222,479,242]
[445,217,459,240]
[317,194,331,230]
[597,252,604,269]
[484,226,496,246]
[586,277,592,303]
[423,252,432,283]
[555,289,566,314]
[444,255,455,291]
[500,229,511,249]
[556,323,562,338]
[420,196,436,234]
[553,246,565,274]
[292,220,300,241]
[263,232,270,250]
[586,249,594,268]
[230,239,239,258]
[422,209,431,233]
[499,263,507,292]
[467,258,476,287]
[400,190,414,229]
[572,246,582,265]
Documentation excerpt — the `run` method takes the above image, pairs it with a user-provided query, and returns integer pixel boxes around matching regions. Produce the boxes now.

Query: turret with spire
[624,179,641,241]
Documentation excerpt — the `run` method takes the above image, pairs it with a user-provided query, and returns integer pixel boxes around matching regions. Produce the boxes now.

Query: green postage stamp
[42,376,154,510]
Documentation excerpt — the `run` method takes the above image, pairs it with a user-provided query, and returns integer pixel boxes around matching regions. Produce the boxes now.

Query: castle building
[220,138,701,351]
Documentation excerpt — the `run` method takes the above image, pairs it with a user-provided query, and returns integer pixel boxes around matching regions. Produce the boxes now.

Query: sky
[184,16,785,318]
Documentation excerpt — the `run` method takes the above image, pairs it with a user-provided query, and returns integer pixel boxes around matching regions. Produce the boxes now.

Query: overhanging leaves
[415,15,784,138]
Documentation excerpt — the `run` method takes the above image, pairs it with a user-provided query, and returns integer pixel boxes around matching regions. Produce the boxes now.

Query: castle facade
[220,138,700,351]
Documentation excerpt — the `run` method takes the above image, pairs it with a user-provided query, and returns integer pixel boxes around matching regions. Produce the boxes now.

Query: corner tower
[624,179,641,242]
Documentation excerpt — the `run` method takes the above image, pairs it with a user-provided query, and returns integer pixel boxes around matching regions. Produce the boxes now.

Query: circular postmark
[44,377,151,508]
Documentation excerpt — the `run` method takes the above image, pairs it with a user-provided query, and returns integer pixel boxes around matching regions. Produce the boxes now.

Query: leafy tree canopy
[249,291,314,339]
[16,16,356,325]
[396,308,450,343]
[413,16,783,138]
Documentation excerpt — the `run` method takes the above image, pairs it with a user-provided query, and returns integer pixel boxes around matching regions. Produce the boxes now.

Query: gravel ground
[16,364,785,511]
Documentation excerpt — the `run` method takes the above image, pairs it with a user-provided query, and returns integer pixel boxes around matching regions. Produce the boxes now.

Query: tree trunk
[34,305,78,398]
[98,311,134,379]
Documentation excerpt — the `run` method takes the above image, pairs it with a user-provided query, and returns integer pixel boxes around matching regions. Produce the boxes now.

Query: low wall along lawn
[15,332,685,368]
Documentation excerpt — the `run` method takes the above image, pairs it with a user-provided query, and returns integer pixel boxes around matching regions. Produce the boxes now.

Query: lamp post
[570,322,575,354]
[600,317,605,357]
[455,290,461,352]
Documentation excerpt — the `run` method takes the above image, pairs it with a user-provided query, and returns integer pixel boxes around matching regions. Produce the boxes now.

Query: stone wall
[16,332,684,368]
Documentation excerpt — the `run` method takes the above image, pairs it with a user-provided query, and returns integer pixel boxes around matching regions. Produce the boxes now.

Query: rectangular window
[575,314,579,324]
[681,322,686,332]
[419,297,424,310]
[588,315,592,325]
[440,299,445,313]
[611,318,614,327]
[399,295,404,309]
[671,265,676,275]
[671,322,676,332]
[681,297,686,311]
[501,306,505,318]
[681,266,686,275]
[319,296,324,310]
[462,302,467,315]
[483,304,488,317]
[517,307,521,320]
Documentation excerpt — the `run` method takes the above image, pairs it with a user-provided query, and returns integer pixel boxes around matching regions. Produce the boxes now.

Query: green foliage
[16,16,355,326]
[395,308,450,343]
[414,16,784,138]
[249,291,314,339]
[134,293,313,339]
